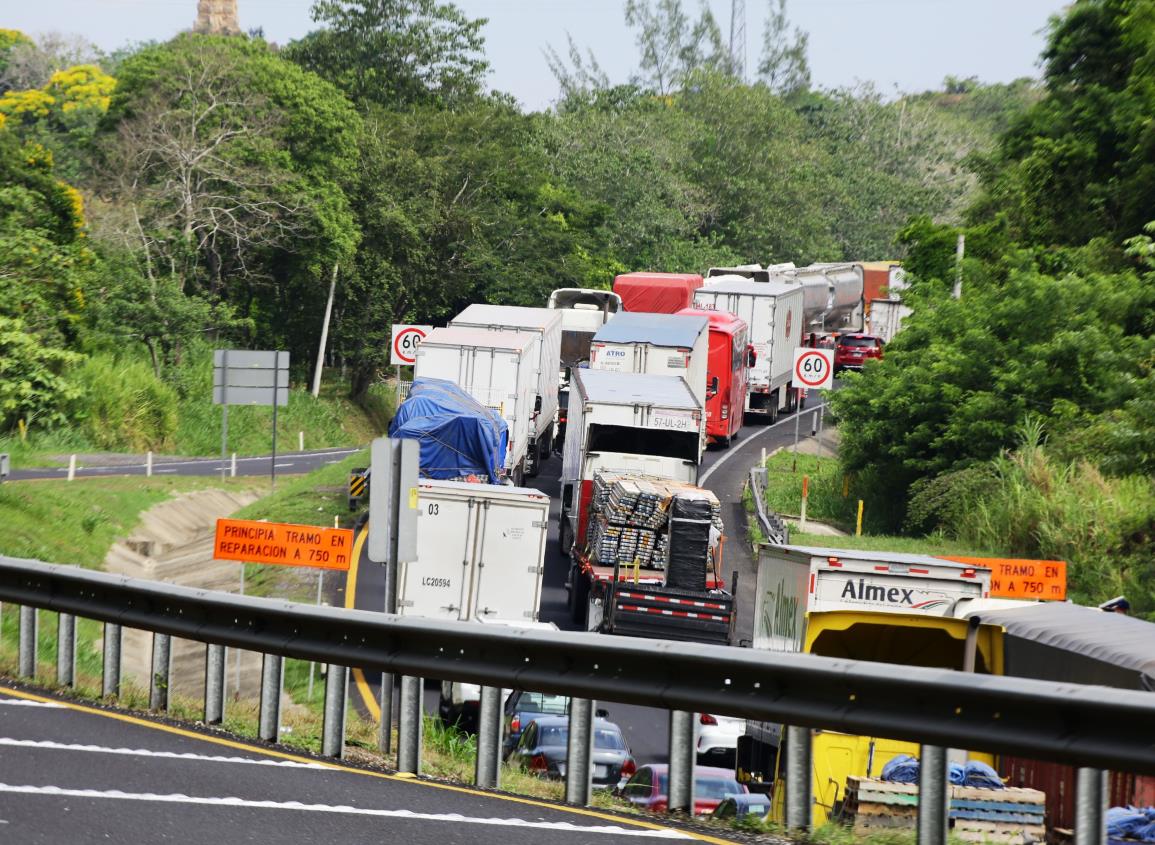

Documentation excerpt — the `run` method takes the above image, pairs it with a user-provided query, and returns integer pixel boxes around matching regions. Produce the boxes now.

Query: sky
[7,0,1069,110]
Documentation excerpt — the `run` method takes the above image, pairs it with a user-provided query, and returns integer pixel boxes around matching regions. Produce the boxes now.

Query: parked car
[507,716,635,788]
[711,793,772,821]
[696,713,745,765]
[618,764,748,815]
[502,690,571,757]
[833,333,883,373]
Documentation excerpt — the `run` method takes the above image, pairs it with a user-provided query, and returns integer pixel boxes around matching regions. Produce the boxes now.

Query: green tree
[285,0,489,108]
[94,35,361,369]
[624,0,733,95]
[757,0,809,95]
[969,0,1155,245]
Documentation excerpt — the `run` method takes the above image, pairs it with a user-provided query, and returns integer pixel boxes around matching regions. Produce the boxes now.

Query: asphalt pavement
[7,447,363,482]
[0,686,720,844]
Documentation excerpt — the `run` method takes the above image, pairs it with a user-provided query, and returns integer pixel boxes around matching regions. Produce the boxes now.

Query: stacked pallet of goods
[585,472,722,570]
[844,777,1046,843]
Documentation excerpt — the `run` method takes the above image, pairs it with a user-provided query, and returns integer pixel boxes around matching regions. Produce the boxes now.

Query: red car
[834,333,884,374]
[617,764,748,815]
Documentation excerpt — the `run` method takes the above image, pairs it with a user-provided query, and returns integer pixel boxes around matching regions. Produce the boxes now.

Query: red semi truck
[676,307,753,448]
[613,272,704,314]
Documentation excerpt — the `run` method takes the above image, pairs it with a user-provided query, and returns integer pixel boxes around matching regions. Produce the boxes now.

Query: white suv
[696,713,745,764]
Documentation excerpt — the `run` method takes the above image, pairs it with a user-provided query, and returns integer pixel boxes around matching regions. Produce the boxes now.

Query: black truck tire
[569,569,589,625]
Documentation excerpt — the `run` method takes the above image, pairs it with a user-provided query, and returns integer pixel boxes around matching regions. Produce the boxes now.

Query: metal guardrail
[0,555,1151,842]
[748,466,789,545]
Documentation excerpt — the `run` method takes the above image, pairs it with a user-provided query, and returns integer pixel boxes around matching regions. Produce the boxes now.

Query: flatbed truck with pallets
[559,368,735,645]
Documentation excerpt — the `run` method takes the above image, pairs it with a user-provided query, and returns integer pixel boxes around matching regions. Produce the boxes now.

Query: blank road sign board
[213,349,289,406]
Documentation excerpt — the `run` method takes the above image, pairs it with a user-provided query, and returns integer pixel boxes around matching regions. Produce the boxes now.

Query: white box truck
[588,312,709,456]
[694,277,805,421]
[402,478,551,731]
[398,479,550,623]
[450,304,562,478]
[414,326,540,485]
[559,369,735,643]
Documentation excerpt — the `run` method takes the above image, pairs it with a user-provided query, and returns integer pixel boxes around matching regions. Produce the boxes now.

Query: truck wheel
[769,392,780,424]
[721,434,732,448]
[569,571,589,625]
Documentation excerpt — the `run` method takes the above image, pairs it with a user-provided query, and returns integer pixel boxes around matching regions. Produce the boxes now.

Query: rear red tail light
[621,758,636,778]
[699,713,718,725]
[529,753,549,773]
[510,715,521,734]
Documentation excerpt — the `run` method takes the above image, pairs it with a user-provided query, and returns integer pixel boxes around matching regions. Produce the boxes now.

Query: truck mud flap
[604,584,734,645]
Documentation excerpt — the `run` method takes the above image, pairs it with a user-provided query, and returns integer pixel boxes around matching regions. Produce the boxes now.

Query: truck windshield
[587,423,698,464]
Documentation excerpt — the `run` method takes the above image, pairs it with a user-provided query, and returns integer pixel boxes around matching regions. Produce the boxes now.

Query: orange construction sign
[943,556,1067,601]
[213,518,354,571]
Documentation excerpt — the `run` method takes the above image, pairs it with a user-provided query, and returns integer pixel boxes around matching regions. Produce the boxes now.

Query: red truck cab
[677,308,751,448]
[833,333,884,373]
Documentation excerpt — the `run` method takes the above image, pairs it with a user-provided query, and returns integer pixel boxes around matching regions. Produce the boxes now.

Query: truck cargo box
[613,272,703,314]
[414,326,540,482]
[450,304,563,475]
[397,479,549,622]
[694,278,803,418]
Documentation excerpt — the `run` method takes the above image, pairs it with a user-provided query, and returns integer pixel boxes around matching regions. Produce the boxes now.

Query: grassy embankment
[751,451,1000,557]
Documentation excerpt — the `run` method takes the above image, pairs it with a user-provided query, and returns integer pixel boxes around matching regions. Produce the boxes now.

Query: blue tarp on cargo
[388,378,508,483]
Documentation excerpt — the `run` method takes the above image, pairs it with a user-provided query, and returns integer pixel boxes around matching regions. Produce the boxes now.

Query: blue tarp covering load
[388,378,508,483]
[881,755,1005,789]
[1108,807,1155,843]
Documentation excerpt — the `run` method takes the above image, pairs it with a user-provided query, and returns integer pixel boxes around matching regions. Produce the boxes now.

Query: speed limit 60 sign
[793,348,835,391]
[390,325,432,366]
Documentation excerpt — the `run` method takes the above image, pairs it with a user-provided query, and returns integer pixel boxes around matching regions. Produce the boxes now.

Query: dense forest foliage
[832,0,1155,614]
[0,1,1149,611]
[0,1,1033,420]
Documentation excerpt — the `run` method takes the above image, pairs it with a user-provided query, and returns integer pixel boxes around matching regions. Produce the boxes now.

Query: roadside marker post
[67,454,76,482]
[856,500,864,536]
[146,451,153,478]
[800,475,809,531]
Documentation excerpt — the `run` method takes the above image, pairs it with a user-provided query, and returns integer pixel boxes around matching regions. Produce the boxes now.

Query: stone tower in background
[194,0,241,35]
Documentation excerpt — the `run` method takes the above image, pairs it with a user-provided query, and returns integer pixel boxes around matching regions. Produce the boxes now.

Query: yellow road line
[345,524,383,721]
[0,684,739,843]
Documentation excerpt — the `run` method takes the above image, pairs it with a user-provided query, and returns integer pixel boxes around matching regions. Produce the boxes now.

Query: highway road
[346,399,828,767]
[7,447,363,482]
[0,685,729,844]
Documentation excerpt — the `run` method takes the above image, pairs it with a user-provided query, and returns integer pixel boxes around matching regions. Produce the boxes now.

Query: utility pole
[312,263,338,398]
[729,0,747,82]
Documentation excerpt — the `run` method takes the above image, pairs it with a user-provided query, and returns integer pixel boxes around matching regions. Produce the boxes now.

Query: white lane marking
[0,738,326,769]
[698,400,828,486]
[0,784,692,838]
[0,700,64,709]
[154,469,177,474]
[273,463,294,468]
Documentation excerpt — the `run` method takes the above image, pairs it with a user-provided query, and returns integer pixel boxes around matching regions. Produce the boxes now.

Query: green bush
[71,353,178,451]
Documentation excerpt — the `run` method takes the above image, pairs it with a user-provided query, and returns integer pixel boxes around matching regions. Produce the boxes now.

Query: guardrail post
[150,632,172,711]
[258,653,283,742]
[667,710,694,814]
[475,685,502,789]
[379,672,395,754]
[56,613,76,687]
[18,606,37,678]
[321,664,348,758]
[102,622,121,698]
[566,697,594,806]
[204,643,226,724]
[917,744,949,845]
[397,675,423,774]
[784,725,812,831]
[1075,768,1107,845]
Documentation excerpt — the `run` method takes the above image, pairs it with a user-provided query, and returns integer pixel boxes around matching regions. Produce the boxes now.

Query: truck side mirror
[746,346,757,367]
[534,395,543,413]
[708,376,719,397]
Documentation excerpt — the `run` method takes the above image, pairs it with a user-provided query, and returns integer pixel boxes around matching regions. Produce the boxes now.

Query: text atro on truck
[559,369,735,644]
[693,278,804,422]
[449,303,563,478]
[589,312,710,458]
[414,326,540,486]
[676,307,753,448]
